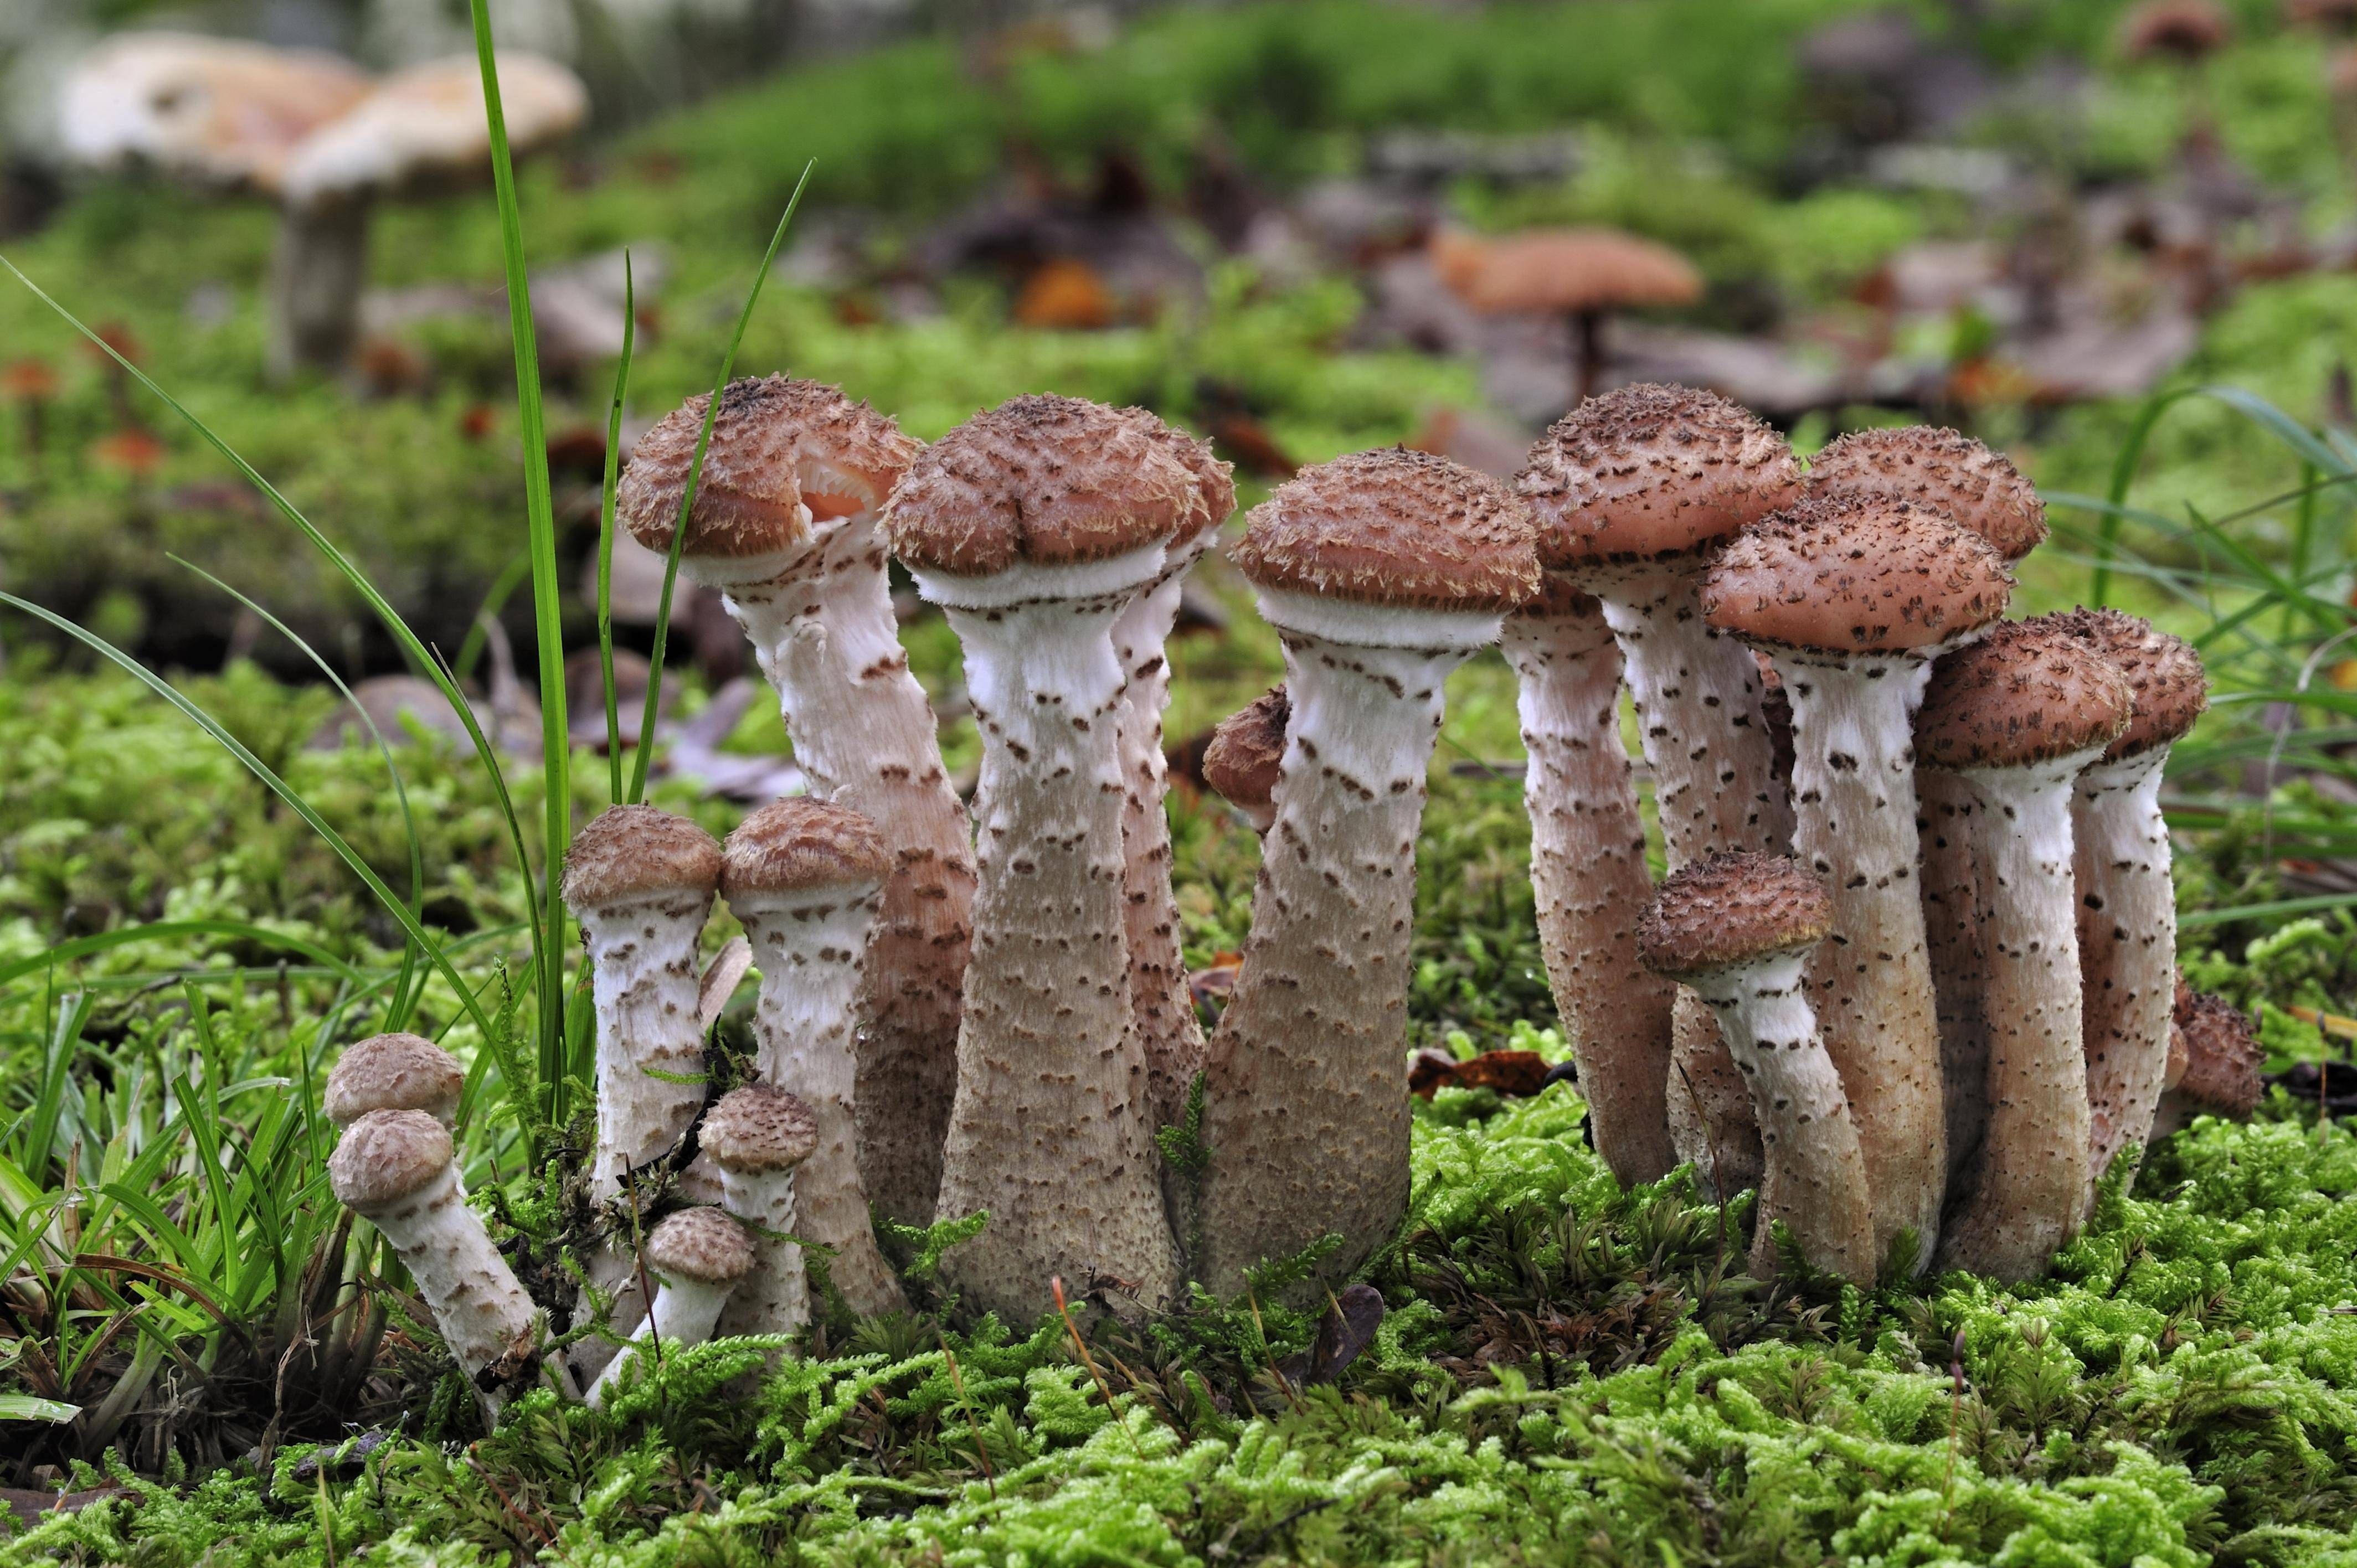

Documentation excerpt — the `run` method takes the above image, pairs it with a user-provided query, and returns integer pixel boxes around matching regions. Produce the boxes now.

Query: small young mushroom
[1498,577,1677,1185]
[2048,610,2207,1201]
[1638,852,1875,1284]
[619,377,972,1228]
[329,1110,566,1416]
[1108,411,1237,1136]
[1517,384,1800,1198]
[882,393,1197,1322]
[325,1031,464,1128]
[561,805,725,1204]
[1196,447,1540,1293]
[700,1084,822,1338]
[1702,498,2014,1267]
[720,798,907,1317]
[1805,425,2049,1192]
[583,1206,755,1407]
[1201,686,1290,834]
[1913,620,2132,1281]
[2151,981,2262,1139]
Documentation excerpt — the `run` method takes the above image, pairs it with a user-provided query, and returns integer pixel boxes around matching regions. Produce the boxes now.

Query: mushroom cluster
[325,379,2227,1424]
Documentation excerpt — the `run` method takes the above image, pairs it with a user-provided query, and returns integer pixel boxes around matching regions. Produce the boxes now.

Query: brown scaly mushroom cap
[721,798,889,902]
[1118,409,1237,543]
[699,1084,821,1174]
[1915,618,2134,771]
[1805,426,2047,563]
[1700,497,2014,654]
[1516,384,1802,566]
[644,1206,755,1286]
[562,805,724,911]
[883,394,1198,576]
[1638,850,1834,981]
[1202,686,1290,816]
[325,1032,465,1127]
[328,1108,452,1209]
[1453,229,1703,317]
[1231,447,1541,611]
[617,376,921,561]
[2044,608,2207,763]
[2171,982,2263,1116]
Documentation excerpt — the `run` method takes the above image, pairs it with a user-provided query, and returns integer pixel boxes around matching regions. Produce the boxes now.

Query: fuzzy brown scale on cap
[325,1032,464,1126]
[618,376,920,559]
[1117,408,1236,539]
[1805,426,2047,562]
[561,804,723,911]
[2042,607,2207,762]
[1638,850,1834,980]
[699,1083,820,1173]
[722,797,889,899]
[1202,686,1289,813]
[1700,496,2013,653]
[328,1108,452,1209]
[1515,383,1800,566]
[1914,618,2133,771]
[2170,983,2262,1115]
[883,394,1197,575]
[1232,447,1541,610]
[645,1206,754,1285]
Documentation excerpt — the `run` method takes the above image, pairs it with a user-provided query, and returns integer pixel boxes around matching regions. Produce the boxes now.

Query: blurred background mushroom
[1438,226,1702,407]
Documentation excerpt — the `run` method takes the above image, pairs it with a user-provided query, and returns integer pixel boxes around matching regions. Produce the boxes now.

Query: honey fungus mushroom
[619,376,972,1227]
[1201,685,1290,835]
[1703,497,2014,1267]
[1196,447,1540,1294]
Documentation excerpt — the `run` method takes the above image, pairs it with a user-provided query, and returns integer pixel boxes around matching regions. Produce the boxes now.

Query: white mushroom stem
[579,890,712,1203]
[712,1159,807,1340]
[1499,606,1676,1184]
[734,888,908,1316]
[1196,594,1498,1293]
[696,511,977,1226]
[355,1160,562,1415]
[269,197,372,379]
[2075,746,2177,1201]
[1112,533,1215,1135]
[584,1271,740,1408]
[919,547,1181,1322]
[1919,769,1990,1194]
[1588,563,1788,1196]
[1773,648,1949,1268]
[1935,752,2099,1280]
[1682,949,1875,1285]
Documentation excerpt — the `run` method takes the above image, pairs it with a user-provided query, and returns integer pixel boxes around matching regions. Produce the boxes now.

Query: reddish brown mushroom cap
[1638,850,1834,980]
[1449,229,1702,317]
[561,804,724,911]
[618,376,920,560]
[1118,409,1236,540]
[1700,498,2014,654]
[699,1083,821,1173]
[2044,608,2207,762]
[1516,384,1801,566]
[883,394,1198,575]
[1914,618,2134,771]
[1805,426,2047,563]
[2120,0,2232,60]
[721,797,890,900]
[325,1032,465,1127]
[1202,687,1290,814]
[1231,447,1541,611]
[2170,982,2263,1116]
[328,1108,452,1209]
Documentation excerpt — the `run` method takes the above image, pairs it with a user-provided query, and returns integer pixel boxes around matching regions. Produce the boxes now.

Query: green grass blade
[0,591,503,1051]
[464,2,574,1116]
[452,550,533,685]
[627,161,815,804]
[0,920,366,994]
[599,255,639,804]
